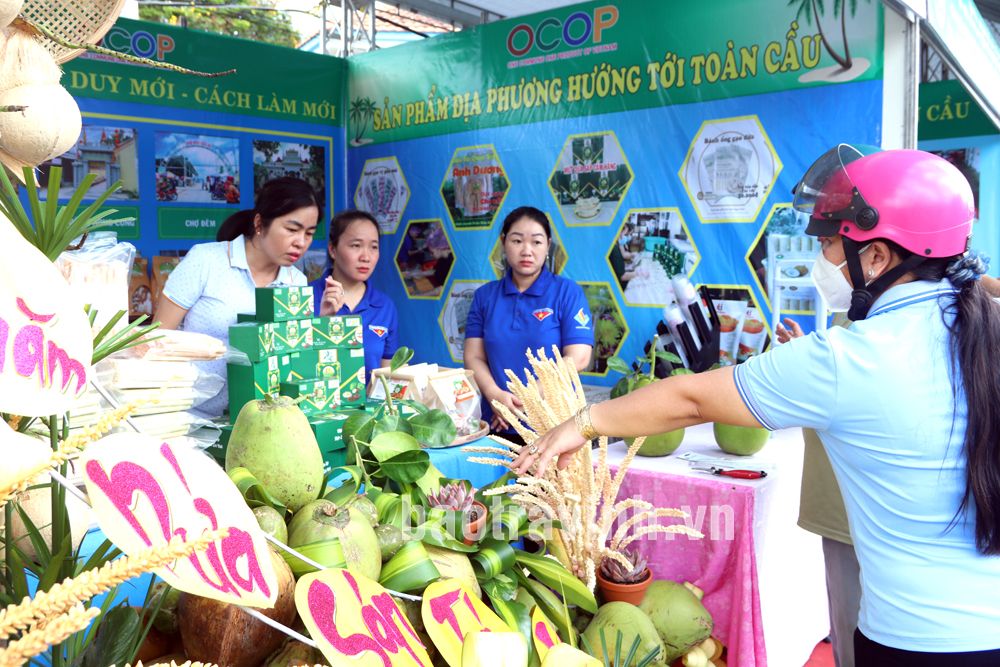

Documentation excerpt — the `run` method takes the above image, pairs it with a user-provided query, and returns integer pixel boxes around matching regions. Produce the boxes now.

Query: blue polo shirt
[465,268,592,422]
[733,279,1000,652]
[310,268,399,373]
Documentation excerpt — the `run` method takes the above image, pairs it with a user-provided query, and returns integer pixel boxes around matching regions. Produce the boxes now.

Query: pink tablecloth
[606,423,828,667]
[609,464,765,665]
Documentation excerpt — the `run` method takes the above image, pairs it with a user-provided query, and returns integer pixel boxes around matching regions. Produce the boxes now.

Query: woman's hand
[512,417,586,477]
[775,317,804,344]
[489,390,523,431]
[320,276,345,316]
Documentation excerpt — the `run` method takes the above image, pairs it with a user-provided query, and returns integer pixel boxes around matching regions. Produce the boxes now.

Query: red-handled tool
[692,466,767,479]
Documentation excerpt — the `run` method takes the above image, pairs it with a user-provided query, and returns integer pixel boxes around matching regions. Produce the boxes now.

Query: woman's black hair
[325,209,380,265]
[216,177,322,242]
[500,206,552,239]
[880,240,1000,555]
[329,209,380,247]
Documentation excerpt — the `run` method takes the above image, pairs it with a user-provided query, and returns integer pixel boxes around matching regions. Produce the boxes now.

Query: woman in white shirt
[155,176,321,416]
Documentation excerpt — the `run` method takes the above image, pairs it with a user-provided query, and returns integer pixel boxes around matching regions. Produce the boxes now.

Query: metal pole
[321,0,327,55]
[903,10,921,149]
[369,0,376,50]
[341,0,349,57]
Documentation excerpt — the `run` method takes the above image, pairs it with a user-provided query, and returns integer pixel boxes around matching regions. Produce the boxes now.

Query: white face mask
[811,244,871,312]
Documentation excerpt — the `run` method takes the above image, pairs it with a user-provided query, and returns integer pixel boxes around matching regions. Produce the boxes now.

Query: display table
[605,423,828,667]
[428,426,828,667]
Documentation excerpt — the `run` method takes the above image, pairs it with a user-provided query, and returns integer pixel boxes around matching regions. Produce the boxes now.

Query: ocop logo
[103,26,175,61]
[506,5,618,58]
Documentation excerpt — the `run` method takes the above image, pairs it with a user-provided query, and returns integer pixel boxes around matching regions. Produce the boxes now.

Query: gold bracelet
[574,404,600,441]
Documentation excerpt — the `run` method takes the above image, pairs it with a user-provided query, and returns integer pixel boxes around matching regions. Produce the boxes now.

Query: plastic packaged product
[56,231,133,336]
[713,297,748,366]
[123,329,226,361]
[736,306,768,362]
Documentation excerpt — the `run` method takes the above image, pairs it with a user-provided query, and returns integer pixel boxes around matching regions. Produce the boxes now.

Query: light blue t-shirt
[734,279,1000,652]
[162,235,306,417]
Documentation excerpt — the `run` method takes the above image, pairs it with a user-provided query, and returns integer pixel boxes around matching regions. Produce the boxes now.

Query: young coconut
[285,499,381,580]
[0,26,62,90]
[0,82,81,174]
[177,547,297,667]
[0,0,25,29]
[225,395,324,512]
[638,580,713,663]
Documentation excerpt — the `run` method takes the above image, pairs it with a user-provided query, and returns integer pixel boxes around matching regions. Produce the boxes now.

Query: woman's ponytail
[945,252,1000,555]
[216,209,255,242]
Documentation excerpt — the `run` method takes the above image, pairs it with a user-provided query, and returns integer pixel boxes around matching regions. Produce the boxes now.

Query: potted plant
[595,548,653,605]
[426,481,488,545]
[607,335,690,456]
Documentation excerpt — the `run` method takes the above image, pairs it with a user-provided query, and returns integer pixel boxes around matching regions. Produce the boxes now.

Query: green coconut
[638,580,713,662]
[582,602,665,667]
[253,505,288,544]
[287,500,381,580]
[225,396,324,512]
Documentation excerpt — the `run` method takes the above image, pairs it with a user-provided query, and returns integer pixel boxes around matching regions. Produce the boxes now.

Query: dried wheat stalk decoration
[0,529,226,638]
[0,604,100,667]
[466,346,702,590]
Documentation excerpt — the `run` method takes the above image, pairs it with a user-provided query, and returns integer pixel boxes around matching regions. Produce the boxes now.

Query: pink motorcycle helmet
[793,144,975,257]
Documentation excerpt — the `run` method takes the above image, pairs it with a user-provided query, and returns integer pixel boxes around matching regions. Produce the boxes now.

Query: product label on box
[312,315,364,348]
[281,378,340,416]
[256,286,314,322]
[339,348,366,405]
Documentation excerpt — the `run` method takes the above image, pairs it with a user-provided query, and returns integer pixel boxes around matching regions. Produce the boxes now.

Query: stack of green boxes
[221,286,367,473]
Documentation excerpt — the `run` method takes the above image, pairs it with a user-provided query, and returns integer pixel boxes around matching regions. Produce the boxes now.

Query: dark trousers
[855,630,1000,667]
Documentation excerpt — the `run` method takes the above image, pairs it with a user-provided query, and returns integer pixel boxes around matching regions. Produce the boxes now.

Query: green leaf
[483,595,536,666]
[323,466,363,505]
[373,413,412,438]
[389,346,414,371]
[408,410,457,448]
[515,550,598,613]
[418,521,477,553]
[369,431,421,461]
[76,538,121,575]
[655,350,683,365]
[606,356,632,375]
[80,605,141,667]
[471,539,516,581]
[37,533,73,593]
[12,502,53,564]
[379,450,430,485]
[227,466,287,514]
[379,540,440,593]
[395,398,429,415]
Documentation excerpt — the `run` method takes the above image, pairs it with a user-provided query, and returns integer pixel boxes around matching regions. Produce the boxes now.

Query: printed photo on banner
[154,132,241,204]
[548,131,633,226]
[746,203,820,315]
[395,219,454,299]
[701,286,771,366]
[439,280,487,362]
[252,140,326,201]
[612,208,699,307]
[680,116,780,223]
[441,145,509,229]
[581,282,626,375]
[37,125,139,200]
[354,156,410,234]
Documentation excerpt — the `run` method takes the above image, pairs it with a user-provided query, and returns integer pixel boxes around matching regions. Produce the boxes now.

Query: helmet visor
[794,144,880,236]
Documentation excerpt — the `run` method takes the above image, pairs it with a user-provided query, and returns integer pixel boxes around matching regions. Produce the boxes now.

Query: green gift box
[310,413,351,474]
[227,354,283,419]
[338,347,366,407]
[287,349,341,383]
[311,315,363,348]
[255,286,314,322]
[280,378,341,417]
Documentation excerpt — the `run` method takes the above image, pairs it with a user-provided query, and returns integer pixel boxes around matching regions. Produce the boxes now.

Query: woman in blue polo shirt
[519,147,1000,666]
[156,177,321,417]
[311,209,399,374]
[464,206,593,440]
